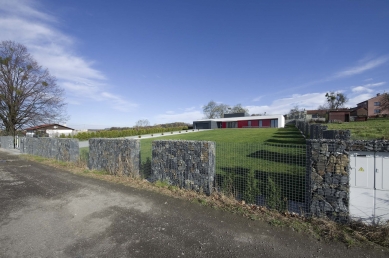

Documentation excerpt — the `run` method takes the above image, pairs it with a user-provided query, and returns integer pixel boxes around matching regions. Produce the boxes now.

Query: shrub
[266,177,287,212]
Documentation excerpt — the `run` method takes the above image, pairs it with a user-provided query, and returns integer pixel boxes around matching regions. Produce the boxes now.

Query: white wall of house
[46,129,73,137]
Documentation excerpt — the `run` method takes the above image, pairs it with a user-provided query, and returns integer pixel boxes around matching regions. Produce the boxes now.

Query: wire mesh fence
[215,142,307,214]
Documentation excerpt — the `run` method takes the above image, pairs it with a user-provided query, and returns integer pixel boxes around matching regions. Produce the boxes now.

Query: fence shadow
[273,131,302,136]
[246,149,305,166]
[140,157,152,179]
[216,166,306,208]
[255,170,306,203]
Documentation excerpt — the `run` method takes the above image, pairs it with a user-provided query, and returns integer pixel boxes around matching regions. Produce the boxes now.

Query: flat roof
[194,114,284,122]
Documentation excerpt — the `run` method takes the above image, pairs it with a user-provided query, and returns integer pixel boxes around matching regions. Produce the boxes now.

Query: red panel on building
[251,120,259,127]
[238,120,248,128]
[262,119,270,127]
[222,122,226,128]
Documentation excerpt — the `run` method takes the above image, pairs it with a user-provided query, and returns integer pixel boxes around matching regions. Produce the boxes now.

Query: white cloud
[334,56,389,78]
[352,86,372,93]
[351,82,386,93]
[348,94,373,107]
[0,0,136,112]
[155,110,203,124]
[253,96,263,102]
[100,92,138,112]
[365,82,386,87]
[247,92,326,115]
[288,57,389,93]
[184,107,196,112]
[0,0,54,22]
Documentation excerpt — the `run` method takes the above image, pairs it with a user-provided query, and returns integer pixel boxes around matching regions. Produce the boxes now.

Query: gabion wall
[307,139,389,222]
[347,140,389,152]
[20,137,79,162]
[151,140,215,195]
[295,120,350,140]
[0,136,14,149]
[309,124,328,139]
[88,138,140,177]
[307,140,350,222]
[322,130,351,141]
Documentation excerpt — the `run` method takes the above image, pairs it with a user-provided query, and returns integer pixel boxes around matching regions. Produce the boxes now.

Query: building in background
[350,107,368,121]
[25,124,75,137]
[193,114,285,129]
[357,93,389,117]
[327,109,351,122]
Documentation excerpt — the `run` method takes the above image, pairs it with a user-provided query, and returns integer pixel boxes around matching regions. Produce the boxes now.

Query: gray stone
[0,136,15,149]
[151,140,215,195]
[20,137,79,162]
[88,138,140,177]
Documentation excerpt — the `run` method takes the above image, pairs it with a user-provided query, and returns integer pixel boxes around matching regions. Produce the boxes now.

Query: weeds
[154,180,170,188]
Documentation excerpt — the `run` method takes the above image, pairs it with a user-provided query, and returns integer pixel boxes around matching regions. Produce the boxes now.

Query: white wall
[46,129,73,137]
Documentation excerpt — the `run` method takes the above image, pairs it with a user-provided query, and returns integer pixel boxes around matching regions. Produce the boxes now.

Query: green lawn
[140,126,305,163]
[80,126,306,207]
[140,126,306,206]
[326,118,389,139]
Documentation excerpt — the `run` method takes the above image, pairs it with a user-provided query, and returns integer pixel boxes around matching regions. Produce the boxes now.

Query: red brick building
[357,93,389,117]
[350,107,368,121]
[328,109,351,122]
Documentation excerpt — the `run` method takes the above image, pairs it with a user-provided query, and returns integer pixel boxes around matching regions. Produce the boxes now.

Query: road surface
[0,150,387,257]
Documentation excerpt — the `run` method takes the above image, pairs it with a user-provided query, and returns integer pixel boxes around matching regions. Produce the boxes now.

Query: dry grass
[21,154,389,250]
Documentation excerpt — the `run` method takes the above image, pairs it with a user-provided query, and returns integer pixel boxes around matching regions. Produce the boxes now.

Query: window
[374,102,381,106]
[259,120,262,127]
[248,121,251,126]
[227,122,237,128]
[374,109,381,114]
[270,119,278,128]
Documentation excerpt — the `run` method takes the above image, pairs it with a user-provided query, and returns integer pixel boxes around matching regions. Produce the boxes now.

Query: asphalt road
[0,150,388,258]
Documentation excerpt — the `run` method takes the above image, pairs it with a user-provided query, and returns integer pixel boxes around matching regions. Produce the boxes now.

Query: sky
[0,0,388,129]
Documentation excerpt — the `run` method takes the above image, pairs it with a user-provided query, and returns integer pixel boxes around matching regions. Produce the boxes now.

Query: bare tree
[380,93,389,113]
[288,105,302,119]
[135,119,150,128]
[215,103,230,118]
[202,101,218,119]
[0,40,67,138]
[324,92,348,110]
[229,104,249,115]
[203,101,249,118]
[317,104,329,110]
[203,101,229,118]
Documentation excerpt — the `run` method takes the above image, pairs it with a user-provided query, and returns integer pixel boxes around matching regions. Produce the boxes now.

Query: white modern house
[25,124,75,137]
[193,114,285,129]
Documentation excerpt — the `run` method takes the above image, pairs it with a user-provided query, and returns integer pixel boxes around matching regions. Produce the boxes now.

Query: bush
[266,177,287,212]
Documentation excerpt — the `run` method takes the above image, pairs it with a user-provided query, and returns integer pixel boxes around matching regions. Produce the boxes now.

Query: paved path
[0,150,388,257]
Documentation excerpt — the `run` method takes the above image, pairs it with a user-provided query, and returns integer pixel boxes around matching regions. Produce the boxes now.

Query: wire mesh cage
[215,142,307,214]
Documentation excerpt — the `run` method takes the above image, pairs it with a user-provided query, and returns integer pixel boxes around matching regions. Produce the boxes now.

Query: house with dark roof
[193,113,285,129]
[350,107,368,121]
[25,124,74,137]
[357,93,389,117]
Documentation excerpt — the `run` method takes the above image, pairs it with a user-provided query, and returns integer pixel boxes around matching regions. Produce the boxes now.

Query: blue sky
[1,0,388,129]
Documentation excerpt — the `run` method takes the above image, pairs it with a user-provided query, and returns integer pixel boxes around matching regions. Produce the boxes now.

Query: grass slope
[326,118,389,139]
[140,126,305,163]
[140,126,306,205]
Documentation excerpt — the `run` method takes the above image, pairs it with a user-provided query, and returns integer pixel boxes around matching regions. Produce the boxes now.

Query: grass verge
[325,118,389,140]
[21,154,389,250]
